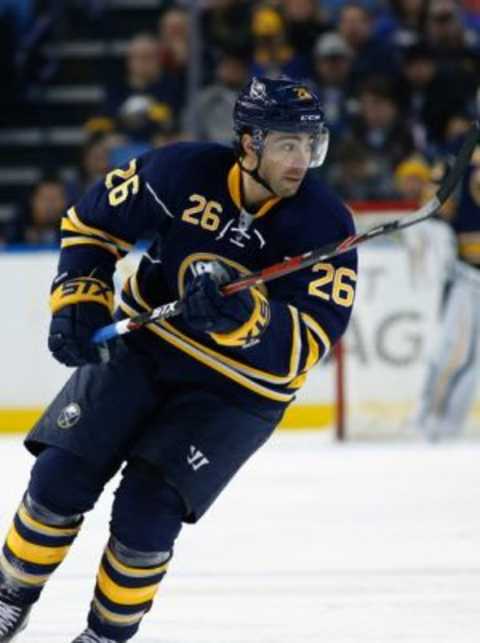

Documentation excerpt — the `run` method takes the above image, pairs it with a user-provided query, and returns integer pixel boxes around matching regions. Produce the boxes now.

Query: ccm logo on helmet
[300,114,321,121]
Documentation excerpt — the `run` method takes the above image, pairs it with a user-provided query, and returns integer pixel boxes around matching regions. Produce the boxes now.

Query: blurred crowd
[1,0,480,245]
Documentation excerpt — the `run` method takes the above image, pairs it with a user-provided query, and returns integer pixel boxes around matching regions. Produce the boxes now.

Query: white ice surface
[0,432,479,643]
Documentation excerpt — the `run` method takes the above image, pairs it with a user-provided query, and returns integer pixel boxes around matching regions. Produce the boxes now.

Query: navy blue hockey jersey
[452,149,480,267]
[57,143,357,410]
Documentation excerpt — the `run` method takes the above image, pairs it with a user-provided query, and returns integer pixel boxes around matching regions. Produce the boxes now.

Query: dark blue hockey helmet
[233,77,329,167]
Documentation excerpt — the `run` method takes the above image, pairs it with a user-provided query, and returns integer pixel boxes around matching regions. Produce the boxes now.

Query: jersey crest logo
[57,402,82,429]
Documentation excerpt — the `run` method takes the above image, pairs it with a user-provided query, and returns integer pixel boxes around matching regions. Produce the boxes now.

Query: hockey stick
[93,121,480,345]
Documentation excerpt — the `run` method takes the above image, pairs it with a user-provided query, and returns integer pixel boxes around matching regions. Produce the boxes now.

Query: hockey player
[412,141,480,440]
[0,78,357,642]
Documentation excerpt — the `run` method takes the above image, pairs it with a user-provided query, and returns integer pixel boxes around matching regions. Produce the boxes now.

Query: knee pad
[111,460,185,553]
[28,447,106,519]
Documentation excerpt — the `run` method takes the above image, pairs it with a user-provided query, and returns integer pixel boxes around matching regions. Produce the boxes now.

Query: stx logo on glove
[61,279,111,299]
[50,277,114,315]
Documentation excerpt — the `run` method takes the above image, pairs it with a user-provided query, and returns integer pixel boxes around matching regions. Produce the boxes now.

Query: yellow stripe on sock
[93,598,146,626]
[6,525,70,565]
[97,565,160,605]
[0,554,50,586]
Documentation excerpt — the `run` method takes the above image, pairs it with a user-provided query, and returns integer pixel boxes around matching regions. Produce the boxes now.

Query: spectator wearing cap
[312,32,355,140]
[184,51,250,144]
[338,3,399,90]
[250,5,311,79]
[341,75,415,198]
[394,155,431,203]
[398,42,476,149]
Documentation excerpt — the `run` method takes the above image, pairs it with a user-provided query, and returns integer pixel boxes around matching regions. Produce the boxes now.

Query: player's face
[260,132,313,197]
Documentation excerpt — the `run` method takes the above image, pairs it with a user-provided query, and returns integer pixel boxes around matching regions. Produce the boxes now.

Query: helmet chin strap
[238,154,277,198]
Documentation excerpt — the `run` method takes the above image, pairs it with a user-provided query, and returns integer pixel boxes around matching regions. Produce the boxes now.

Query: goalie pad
[412,260,480,440]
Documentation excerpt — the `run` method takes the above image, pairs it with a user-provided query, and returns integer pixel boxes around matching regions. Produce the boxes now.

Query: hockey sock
[88,537,171,640]
[0,494,83,606]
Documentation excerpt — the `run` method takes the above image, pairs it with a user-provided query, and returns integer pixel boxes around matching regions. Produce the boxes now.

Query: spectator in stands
[341,75,415,198]
[103,33,183,132]
[394,155,431,203]
[398,42,477,149]
[158,6,190,78]
[319,0,383,22]
[312,32,354,140]
[425,0,480,73]
[7,178,66,246]
[65,135,110,204]
[107,97,178,167]
[375,0,430,48]
[184,50,249,144]
[201,0,252,60]
[250,5,311,79]
[279,0,330,57]
[337,3,399,89]
[326,138,381,200]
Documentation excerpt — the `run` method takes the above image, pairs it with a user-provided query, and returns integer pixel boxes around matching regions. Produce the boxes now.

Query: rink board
[1,237,479,433]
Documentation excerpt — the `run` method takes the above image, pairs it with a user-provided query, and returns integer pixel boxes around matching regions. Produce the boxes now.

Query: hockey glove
[182,262,270,348]
[48,274,115,367]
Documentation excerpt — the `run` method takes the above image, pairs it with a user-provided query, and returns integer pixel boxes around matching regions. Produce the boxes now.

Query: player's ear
[241,133,256,161]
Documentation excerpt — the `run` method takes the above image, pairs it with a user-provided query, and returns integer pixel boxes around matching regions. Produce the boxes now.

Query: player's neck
[240,168,275,211]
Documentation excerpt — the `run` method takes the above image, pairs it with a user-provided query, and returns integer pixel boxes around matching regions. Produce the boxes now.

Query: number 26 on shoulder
[308,262,356,307]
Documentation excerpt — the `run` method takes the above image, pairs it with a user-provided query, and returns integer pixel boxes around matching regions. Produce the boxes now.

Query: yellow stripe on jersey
[17,504,80,538]
[301,313,331,356]
[6,526,71,565]
[130,273,151,311]
[304,328,321,371]
[105,547,169,579]
[61,236,120,258]
[128,274,303,386]
[97,565,160,605]
[67,207,133,253]
[162,314,302,387]
[227,163,281,218]
[287,372,308,389]
[119,300,295,402]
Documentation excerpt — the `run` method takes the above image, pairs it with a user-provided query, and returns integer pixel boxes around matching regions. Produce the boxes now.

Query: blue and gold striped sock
[88,538,171,640]
[0,495,82,605]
